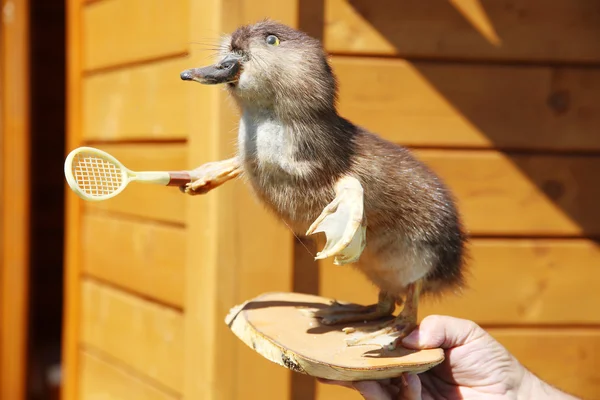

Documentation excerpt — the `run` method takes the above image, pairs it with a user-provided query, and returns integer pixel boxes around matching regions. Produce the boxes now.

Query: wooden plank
[79,351,177,400]
[1,0,30,399]
[81,279,184,393]
[183,1,297,399]
[233,179,295,400]
[416,150,600,236]
[324,0,600,63]
[315,329,600,400]
[83,0,189,71]
[319,239,600,324]
[492,329,600,399]
[82,213,186,308]
[333,57,600,151]
[239,0,300,27]
[83,143,188,224]
[83,56,191,141]
[63,0,83,398]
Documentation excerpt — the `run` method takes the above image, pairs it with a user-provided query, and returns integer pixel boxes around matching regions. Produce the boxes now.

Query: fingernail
[401,330,420,347]
[404,373,419,386]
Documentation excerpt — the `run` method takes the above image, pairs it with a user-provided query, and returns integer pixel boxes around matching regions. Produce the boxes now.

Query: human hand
[320,315,578,399]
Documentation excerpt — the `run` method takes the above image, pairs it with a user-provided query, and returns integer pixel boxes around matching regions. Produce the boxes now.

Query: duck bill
[180,53,241,85]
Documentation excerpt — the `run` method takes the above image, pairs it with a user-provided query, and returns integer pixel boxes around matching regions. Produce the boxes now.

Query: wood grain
[227,292,445,381]
[233,183,296,400]
[183,1,297,399]
[82,213,186,308]
[315,329,600,400]
[63,0,84,398]
[492,329,600,399]
[415,150,600,236]
[83,56,192,141]
[325,0,600,62]
[83,0,189,71]
[83,143,188,224]
[318,239,600,324]
[80,279,184,393]
[79,351,177,400]
[82,55,600,151]
[1,0,30,399]
[333,57,600,151]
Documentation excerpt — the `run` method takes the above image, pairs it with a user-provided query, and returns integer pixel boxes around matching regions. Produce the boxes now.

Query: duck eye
[266,35,280,46]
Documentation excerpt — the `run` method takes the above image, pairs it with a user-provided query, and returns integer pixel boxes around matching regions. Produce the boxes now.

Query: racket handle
[167,171,192,186]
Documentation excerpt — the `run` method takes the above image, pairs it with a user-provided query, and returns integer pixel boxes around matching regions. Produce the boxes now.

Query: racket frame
[64,146,191,202]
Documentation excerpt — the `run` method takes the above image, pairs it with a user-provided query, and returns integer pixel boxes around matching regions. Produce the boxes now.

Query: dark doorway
[27,1,66,399]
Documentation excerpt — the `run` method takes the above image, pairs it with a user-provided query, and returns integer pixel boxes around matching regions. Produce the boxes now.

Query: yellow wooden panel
[417,150,600,236]
[232,179,294,399]
[64,0,84,398]
[81,280,184,393]
[83,0,189,71]
[325,0,600,62]
[84,143,187,224]
[83,57,192,141]
[315,329,600,400]
[333,57,600,150]
[82,213,185,308]
[182,3,301,400]
[79,351,177,400]
[1,0,30,398]
[493,329,600,399]
[319,239,600,324]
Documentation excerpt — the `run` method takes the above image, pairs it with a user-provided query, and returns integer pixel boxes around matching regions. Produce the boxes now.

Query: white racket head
[64,147,131,201]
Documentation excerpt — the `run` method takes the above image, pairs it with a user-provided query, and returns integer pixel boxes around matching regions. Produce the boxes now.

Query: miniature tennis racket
[64,146,191,202]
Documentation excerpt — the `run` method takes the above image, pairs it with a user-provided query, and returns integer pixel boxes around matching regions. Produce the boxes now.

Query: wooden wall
[313,1,600,399]
[64,1,298,399]
[1,0,31,398]
[64,1,600,400]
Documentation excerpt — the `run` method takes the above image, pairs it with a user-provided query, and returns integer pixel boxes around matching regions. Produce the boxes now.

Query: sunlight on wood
[450,0,502,46]
[318,239,600,324]
[325,0,396,54]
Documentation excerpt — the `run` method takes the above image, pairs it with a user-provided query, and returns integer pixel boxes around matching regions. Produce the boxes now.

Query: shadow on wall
[321,0,600,238]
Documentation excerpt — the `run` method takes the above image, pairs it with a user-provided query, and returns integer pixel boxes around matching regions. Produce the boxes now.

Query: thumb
[401,315,484,350]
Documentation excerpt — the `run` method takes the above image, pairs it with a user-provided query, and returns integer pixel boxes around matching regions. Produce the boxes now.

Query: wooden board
[83,56,192,141]
[81,213,186,308]
[315,329,600,400]
[182,2,299,399]
[79,351,177,400]
[324,0,600,62]
[82,55,600,150]
[63,0,84,398]
[80,279,184,393]
[226,292,445,380]
[415,150,600,236]
[81,145,600,236]
[83,143,188,224]
[492,329,600,399]
[318,239,600,324]
[333,57,600,151]
[232,180,295,399]
[0,0,30,399]
[83,0,189,71]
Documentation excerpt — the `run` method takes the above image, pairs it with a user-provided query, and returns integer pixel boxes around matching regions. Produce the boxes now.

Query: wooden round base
[225,292,444,381]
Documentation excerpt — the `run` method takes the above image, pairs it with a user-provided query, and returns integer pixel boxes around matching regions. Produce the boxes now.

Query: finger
[400,373,422,400]
[401,315,484,350]
[353,381,393,400]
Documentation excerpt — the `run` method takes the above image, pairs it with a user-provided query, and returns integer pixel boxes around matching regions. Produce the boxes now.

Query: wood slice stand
[225,292,444,381]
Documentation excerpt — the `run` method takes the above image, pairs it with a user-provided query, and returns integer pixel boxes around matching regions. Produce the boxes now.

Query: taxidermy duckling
[180,20,467,350]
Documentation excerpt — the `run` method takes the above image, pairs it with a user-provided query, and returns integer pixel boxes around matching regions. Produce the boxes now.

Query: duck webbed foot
[306,175,366,265]
[345,280,423,351]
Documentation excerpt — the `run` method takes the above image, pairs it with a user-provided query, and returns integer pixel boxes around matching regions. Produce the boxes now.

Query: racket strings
[72,152,123,197]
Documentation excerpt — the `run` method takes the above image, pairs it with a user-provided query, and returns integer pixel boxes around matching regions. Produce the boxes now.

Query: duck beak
[180,53,242,85]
